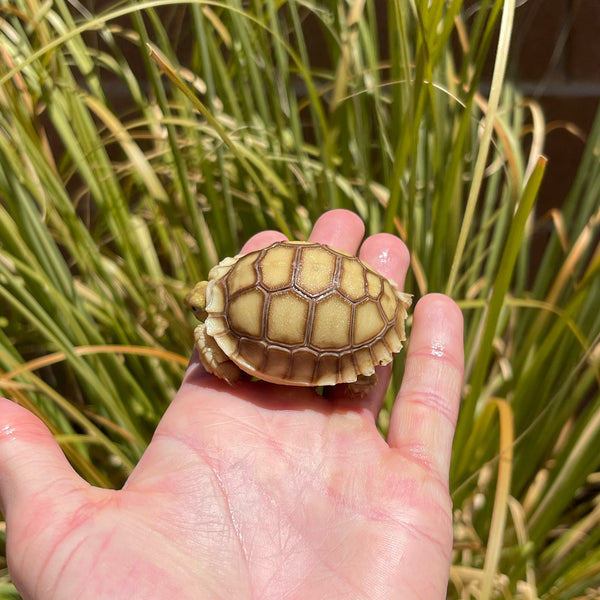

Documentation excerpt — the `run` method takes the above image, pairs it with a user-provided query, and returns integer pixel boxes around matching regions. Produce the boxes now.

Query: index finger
[328,232,410,415]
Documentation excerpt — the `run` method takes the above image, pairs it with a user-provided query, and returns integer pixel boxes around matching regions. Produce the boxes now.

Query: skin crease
[0,210,464,600]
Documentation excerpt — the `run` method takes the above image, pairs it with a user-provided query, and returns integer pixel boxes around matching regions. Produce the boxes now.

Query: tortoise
[185,240,412,388]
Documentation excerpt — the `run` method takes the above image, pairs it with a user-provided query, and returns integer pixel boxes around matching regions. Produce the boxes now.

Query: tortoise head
[185,281,209,322]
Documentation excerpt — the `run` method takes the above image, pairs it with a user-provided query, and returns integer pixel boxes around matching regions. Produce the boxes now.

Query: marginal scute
[264,346,292,380]
[371,339,392,365]
[380,280,398,321]
[296,246,336,296]
[214,330,238,358]
[353,347,375,376]
[315,353,339,386]
[237,338,267,371]
[205,279,224,313]
[208,255,237,281]
[383,327,402,352]
[291,348,319,383]
[340,353,357,383]
[395,317,407,340]
[205,314,229,337]
[190,240,411,387]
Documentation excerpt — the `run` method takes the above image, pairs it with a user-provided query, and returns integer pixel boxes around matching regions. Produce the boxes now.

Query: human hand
[0,210,464,599]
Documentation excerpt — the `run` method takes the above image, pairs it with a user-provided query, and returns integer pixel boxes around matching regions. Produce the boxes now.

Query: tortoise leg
[345,373,378,397]
[194,323,241,385]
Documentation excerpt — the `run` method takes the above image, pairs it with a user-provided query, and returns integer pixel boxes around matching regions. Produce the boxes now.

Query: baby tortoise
[186,241,411,388]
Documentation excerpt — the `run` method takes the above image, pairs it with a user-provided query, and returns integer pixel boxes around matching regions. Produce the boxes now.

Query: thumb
[0,397,85,519]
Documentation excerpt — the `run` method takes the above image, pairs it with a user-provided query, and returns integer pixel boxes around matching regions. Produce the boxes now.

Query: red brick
[512,0,570,82]
[569,0,600,81]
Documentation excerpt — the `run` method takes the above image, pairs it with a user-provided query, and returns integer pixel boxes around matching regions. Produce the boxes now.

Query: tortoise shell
[190,241,411,386]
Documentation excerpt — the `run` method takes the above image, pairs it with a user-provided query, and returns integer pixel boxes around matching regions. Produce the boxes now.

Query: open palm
[0,210,464,600]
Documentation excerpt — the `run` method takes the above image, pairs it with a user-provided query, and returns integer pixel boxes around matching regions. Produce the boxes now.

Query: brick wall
[511,0,600,213]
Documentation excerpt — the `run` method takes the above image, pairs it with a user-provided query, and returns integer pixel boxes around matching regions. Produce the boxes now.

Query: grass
[0,0,599,597]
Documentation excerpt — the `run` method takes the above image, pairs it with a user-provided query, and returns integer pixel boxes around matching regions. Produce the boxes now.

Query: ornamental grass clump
[0,1,599,597]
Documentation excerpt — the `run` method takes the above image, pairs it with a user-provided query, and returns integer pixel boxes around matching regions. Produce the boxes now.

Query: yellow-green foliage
[0,1,599,598]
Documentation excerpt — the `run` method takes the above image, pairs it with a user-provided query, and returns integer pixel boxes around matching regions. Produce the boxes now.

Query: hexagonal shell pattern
[202,241,411,386]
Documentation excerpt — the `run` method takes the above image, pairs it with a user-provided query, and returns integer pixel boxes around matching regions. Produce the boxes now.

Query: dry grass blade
[0,1,599,598]
[480,398,514,600]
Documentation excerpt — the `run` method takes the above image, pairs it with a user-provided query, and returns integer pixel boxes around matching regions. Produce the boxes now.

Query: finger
[0,398,85,518]
[241,230,288,254]
[308,209,365,254]
[329,233,410,415]
[387,294,464,484]
[359,232,410,289]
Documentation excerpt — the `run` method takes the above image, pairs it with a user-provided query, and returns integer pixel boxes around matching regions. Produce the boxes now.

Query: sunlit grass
[0,0,599,597]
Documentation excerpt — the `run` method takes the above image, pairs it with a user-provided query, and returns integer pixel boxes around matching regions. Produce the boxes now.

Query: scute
[205,279,225,314]
[315,353,339,386]
[366,272,381,298]
[258,244,295,290]
[354,300,385,345]
[264,346,292,380]
[296,245,337,296]
[354,347,376,376]
[237,338,267,371]
[380,280,398,321]
[291,348,319,383]
[267,292,309,345]
[339,258,366,301]
[340,353,358,382]
[193,240,411,386]
[310,293,352,350]
[229,289,264,338]
[227,253,259,295]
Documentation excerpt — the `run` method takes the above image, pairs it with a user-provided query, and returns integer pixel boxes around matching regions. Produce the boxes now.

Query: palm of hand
[8,382,451,599]
[0,211,463,600]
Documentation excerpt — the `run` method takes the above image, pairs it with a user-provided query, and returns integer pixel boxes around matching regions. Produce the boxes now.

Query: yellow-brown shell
[199,241,411,386]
